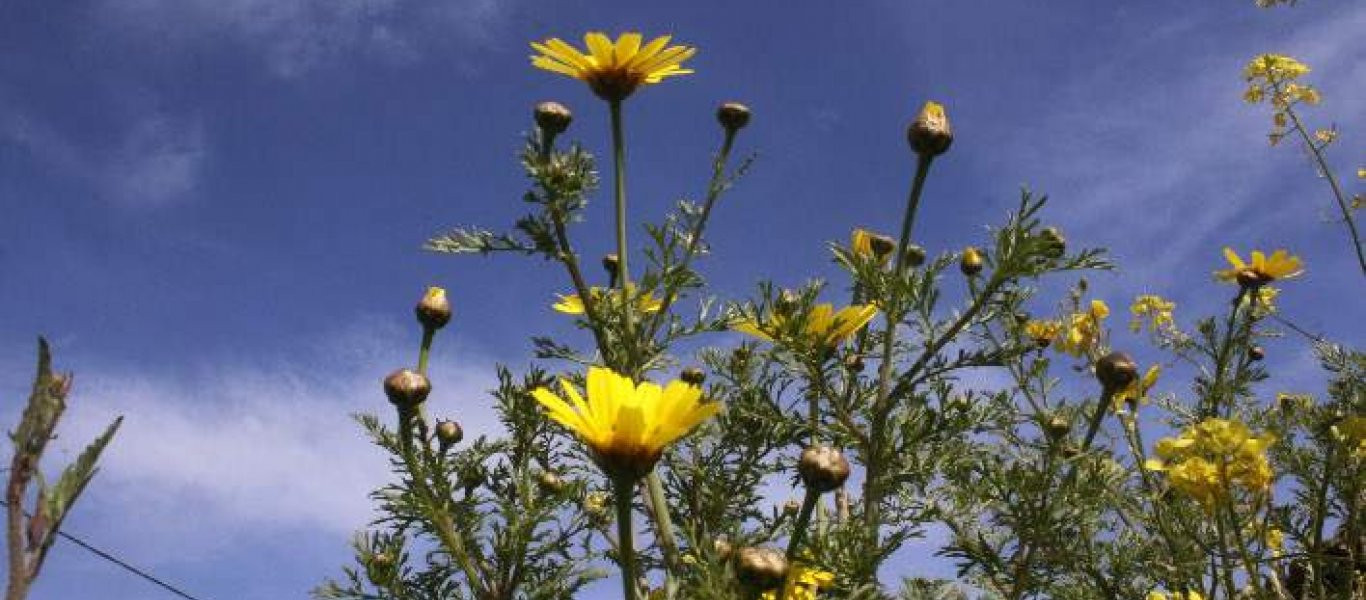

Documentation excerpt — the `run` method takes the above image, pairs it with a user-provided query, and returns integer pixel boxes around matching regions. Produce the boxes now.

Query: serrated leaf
[43,416,122,530]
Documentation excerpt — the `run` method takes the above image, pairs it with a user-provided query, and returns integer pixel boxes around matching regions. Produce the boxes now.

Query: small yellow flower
[1112,364,1160,412]
[734,303,878,348]
[1314,128,1337,144]
[530,32,695,102]
[532,366,720,478]
[1053,299,1110,357]
[552,287,663,315]
[1129,294,1176,333]
[759,564,835,600]
[1023,319,1062,347]
[1243,54,1311,84]
[1214,247,1304,286]
[1266,527,1285,554]
[1146,418,1275,508]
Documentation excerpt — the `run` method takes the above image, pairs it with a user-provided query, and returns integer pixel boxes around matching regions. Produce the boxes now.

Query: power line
[1,499,209,600]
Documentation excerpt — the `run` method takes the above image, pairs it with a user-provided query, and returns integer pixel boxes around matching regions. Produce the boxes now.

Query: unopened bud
[534,101,573,136]
[1249,346,1265,361]
[903,244,927,268]
[538,471,566,494]
[868,234,897,260]
[1045,415,1072,441]
[734,546,788,589]
[797,446,850,493]
[436,420,464,448]
[782,499,801,517]
[681,367,706,387]
[960,246,984,276]
[602,254,620,282]
[843,353,865,373]
[415,286,452,330]
[775,289,801,315]
[907,101,953,157]
[716,102,751,132]
[384,369,431,408]
[1095,352,1138,392]
[1040,227,1067,258]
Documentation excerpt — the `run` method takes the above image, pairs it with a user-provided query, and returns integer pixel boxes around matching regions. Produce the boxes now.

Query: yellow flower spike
[532,366,720,479]
[530,32,696,102]
[1215,247,1304,286]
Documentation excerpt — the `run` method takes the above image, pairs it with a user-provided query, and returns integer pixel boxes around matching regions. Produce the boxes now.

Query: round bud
[1044,414,1072,441]
[713,538,734,561]
[734,546,788,589]
[1013,312,1031,327]
[369,552,394,569]
[716,102,751,132]
[1095,352,1138,392]
[601,254,620,281]
[415,286,453,331]
[1040,227,1067,258]
[868,234,897,260]
[775,289,801,315]
[960,246,984,276]
[1249,346,1265,361]
[1061,442,1081,459]
[681,367,706,387]
[782,499,801,517]
[907,101,953,157]
[383,369,431,408]
[436,420,464,447]
[902,244,927,268]
[538,471,566,494]
[843,353,865,373]
[797,446,851,493]
[534,101,573,136]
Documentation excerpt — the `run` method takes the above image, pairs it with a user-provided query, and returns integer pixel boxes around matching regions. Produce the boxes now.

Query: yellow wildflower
[850,228,895,264]
[759,564,835,600]
[532,366,720,478]
[1148,591,1205,600]
[1243,54,1311,86]
[1314,128,1337,144]
[1054,299,1109,357]
[1129,294,1176,333]
[1023,319,1062,348]
[1214,247,1303,286]
[734,303,878,348]
[1266,527,1284,555]
[530,32,695,102]
[552,286,663,315]
[1113,364,1160,412]
[1146,418,1275,508]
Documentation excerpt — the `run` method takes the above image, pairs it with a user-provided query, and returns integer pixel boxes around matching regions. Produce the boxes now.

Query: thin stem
[1206,289,1247,419]
[1281,99,1365,276]
[609,100,635,363]
[644,472,680,586]
[1223,495,1266,599]
[785,487,821,561]
[613,475,640,600]
[865,153,935,540]
[1308,441,1337,599]
[1213,507,1239,600]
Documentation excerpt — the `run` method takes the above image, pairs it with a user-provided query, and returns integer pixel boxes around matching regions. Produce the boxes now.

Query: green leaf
[41,416,123,536]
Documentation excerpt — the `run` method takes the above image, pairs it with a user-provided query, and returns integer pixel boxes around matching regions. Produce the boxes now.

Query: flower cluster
[1145,418,1275,507]
[759,565,835,600]
[1129,294,1176,334]
[1053,299,1110,357]
[1147,590,1205,600]
[1242,54,1322,145]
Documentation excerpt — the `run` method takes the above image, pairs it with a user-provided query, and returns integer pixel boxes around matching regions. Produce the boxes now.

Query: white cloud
[7,317,504,563]
[97,0,509,77]
[0,106,207,208]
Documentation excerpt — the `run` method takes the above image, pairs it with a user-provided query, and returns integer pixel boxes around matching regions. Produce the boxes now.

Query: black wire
[0,499,208,600]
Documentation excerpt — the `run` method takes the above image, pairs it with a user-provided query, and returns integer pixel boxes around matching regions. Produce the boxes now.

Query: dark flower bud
[960,246,984,276]
[534,101,573,136]
[782,499,801,517]
[415,286,452,331]
[734,546,788,589]
[384,369,431,408]
[907,101,953,157]
[1249,346,1265,361]
[843,353,865,373]
[868,234,897,260]
[903,244,927,268]
[797,446,850,493]
[1040,227,1067,258]
[538,471,566,494]
[602,254,620,283]
[716,102,751,132]
[1095,352,1138,392]
[775,289,801,315]
[1044,414,1072,441]
[680,367,706,387]
[436,420,464,448]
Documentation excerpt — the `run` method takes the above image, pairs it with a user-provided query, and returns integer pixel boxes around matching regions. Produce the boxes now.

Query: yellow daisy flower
[1214,247,1303,286]
[532,366,720,479]
[551,287,663,315]
[733,303,878,348]
[530,32,696,102]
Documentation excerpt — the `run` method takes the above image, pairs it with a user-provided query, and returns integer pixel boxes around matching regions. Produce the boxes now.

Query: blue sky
[2,1,1363,598]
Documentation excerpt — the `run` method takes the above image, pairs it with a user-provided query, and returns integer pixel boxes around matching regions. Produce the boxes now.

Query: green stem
[1308,441,1337,599]
[609,100,635,365]
[1223,494,1266,599]
[644,472,680,585]
[1282,99,1365,276]
[865,153,935,541]
[613,475,640,600]
[786,487,821,561]
[1206,289,1246,419]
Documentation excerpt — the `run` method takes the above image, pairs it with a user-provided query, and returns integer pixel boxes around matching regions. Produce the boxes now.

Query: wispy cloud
[0,106,207,208]
[96,0,509,77]
[4,317,503,563]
